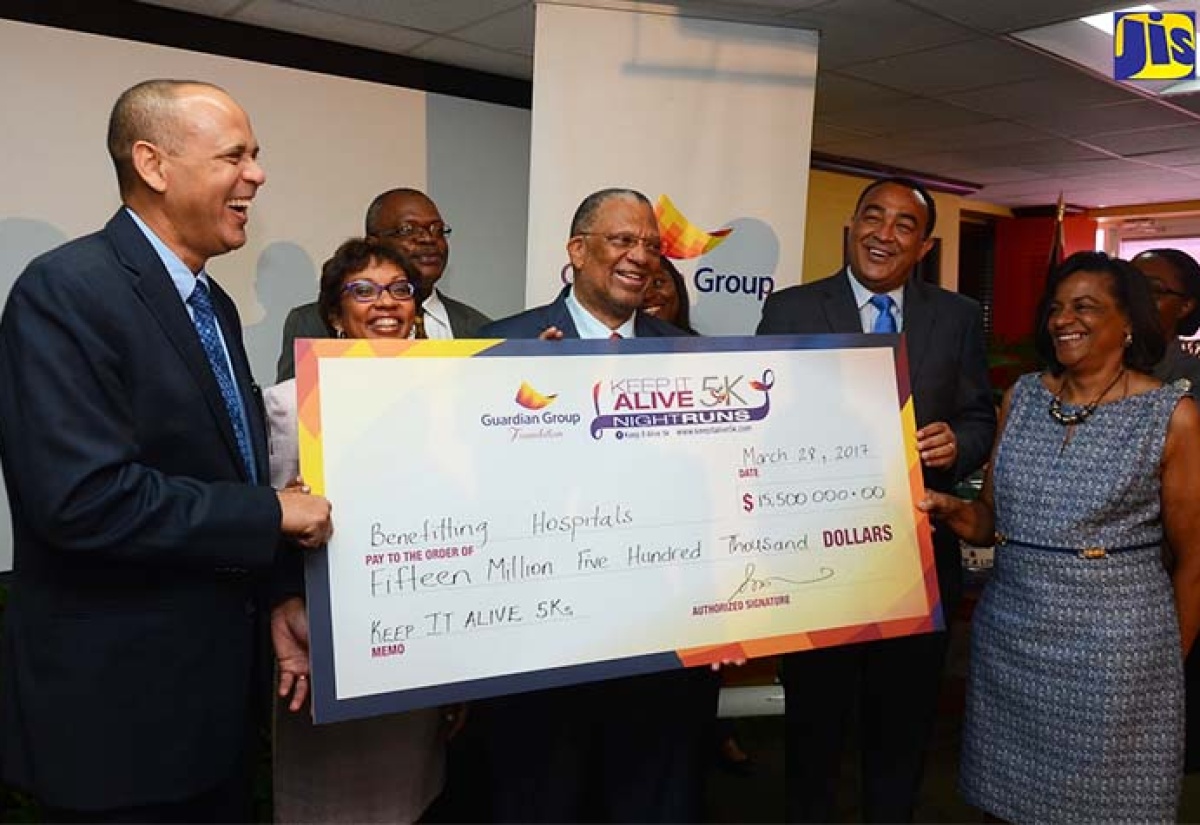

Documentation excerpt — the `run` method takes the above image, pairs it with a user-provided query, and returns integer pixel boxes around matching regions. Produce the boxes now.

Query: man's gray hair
[569,188,652,237]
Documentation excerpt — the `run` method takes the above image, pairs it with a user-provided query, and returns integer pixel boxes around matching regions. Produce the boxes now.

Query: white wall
[0,19,531,572]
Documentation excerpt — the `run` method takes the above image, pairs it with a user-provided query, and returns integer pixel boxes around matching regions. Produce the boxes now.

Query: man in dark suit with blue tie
[0,79,332,822]
[476,189,715,822]
[757,176,995,822]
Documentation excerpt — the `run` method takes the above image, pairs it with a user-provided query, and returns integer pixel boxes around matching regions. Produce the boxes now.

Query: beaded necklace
[1048,368,1125,426]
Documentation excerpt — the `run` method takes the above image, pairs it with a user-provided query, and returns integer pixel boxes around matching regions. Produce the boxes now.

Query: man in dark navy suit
[0,79,332,822]
[477,189,716,822]
[757,176,995,822]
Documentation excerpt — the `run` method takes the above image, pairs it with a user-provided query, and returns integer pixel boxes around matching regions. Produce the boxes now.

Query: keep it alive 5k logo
[1114,11,1196,80]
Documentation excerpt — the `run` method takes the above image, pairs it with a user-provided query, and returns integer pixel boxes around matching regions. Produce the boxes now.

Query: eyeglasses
[341,279,417,303]
[1148,281,1189,299]
[577,232,663,258]
[377,222,452,240]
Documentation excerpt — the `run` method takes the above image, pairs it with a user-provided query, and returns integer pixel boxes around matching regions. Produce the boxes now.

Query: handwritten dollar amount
[742,485,886,512]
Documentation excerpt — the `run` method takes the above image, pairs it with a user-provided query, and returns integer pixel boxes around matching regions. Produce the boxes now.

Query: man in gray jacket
[275,187,490,380]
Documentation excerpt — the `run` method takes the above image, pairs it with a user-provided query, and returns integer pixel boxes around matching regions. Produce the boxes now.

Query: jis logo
[1114,11,1196,81]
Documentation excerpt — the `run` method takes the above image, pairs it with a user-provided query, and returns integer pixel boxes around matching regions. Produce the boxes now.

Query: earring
[335,328,346,339]
[1124,332,1133,347]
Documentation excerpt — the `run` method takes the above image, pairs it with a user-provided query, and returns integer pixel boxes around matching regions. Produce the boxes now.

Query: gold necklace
[1048,368,1125,426]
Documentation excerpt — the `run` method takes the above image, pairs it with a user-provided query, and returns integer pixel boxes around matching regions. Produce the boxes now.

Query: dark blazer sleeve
[275,301,331,382]
[0,247,281,569]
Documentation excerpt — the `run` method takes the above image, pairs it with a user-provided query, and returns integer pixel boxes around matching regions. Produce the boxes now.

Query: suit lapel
[549,293,581,340]
[902,277,935,384]
[442,293,465,337]
[633,312,665,338]
[106,211,249,480]
[823,270,864,334]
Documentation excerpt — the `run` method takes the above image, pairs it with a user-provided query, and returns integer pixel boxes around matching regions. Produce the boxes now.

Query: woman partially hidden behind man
[266,238,450,823]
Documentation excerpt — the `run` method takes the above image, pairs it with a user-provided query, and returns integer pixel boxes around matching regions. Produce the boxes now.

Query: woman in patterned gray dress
[921,251,1200,822]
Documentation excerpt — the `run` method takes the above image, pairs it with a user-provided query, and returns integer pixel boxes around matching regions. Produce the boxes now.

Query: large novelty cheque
[296,335,939,722]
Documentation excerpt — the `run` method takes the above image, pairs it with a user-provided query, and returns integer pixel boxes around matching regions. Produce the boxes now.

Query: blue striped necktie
[187,280,256,482]
[869,294,897,333]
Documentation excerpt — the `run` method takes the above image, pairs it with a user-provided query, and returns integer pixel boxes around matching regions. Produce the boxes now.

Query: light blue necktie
[869,294,897,334]
[188,280,256,482]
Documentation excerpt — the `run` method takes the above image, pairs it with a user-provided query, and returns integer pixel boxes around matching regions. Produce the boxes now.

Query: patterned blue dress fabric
[960,373,1186,823]
[188,280,256,482]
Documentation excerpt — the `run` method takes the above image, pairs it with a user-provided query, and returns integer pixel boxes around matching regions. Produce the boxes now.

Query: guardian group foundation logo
[1114,11,1196,80]
[480,381,581,441]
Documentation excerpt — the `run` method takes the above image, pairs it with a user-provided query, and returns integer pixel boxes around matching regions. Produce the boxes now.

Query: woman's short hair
[1034,250,1165,375]
[658,257,698,335]
[316,238,421,330]
[1134,247,1200,335]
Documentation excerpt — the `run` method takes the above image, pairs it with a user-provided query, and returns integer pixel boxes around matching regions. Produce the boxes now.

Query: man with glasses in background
[275,187,490,380]
[474,188,717,823]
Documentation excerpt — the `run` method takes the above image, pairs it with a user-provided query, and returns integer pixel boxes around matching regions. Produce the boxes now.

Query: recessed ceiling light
[1081,5,1157,37]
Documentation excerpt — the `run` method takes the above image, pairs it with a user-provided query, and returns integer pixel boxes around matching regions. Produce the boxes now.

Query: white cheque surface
[312,344,931,703]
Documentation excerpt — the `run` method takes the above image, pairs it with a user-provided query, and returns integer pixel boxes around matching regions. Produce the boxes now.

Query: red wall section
[992,215,1097,342]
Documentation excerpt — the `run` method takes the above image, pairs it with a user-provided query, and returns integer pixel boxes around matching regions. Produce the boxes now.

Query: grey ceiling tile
[236,0,433,52]
[972,179,1062,198]
[451,2,534,53]
[971,139,1113,165]
[1126,147,1200,167]
[837,38,1054,95]
[902,0,1136,34]
[671,0,835,15]
[1020,158,1155,178]
[288,0,527,34]
[947,75,1139,119]
[820,134,932,160]
[1087,124,1200,156]
[823,97,989,134]
[1160,92,1200,116]
[1077,184,1200,207]
[897,119,1054,149]
[408,36,533,78]
[138,0,246,14]
[943,165,1047,185]
[781,0,975,69]
[811,121,883,148]
[815,72,913,115]
[874,151,1048,184]
[1043,166,1193,189]
[889,138,1109,169]
[1021,99,1200,137]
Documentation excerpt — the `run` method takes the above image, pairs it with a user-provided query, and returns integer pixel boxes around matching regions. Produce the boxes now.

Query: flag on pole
[1048,192,1066,277]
